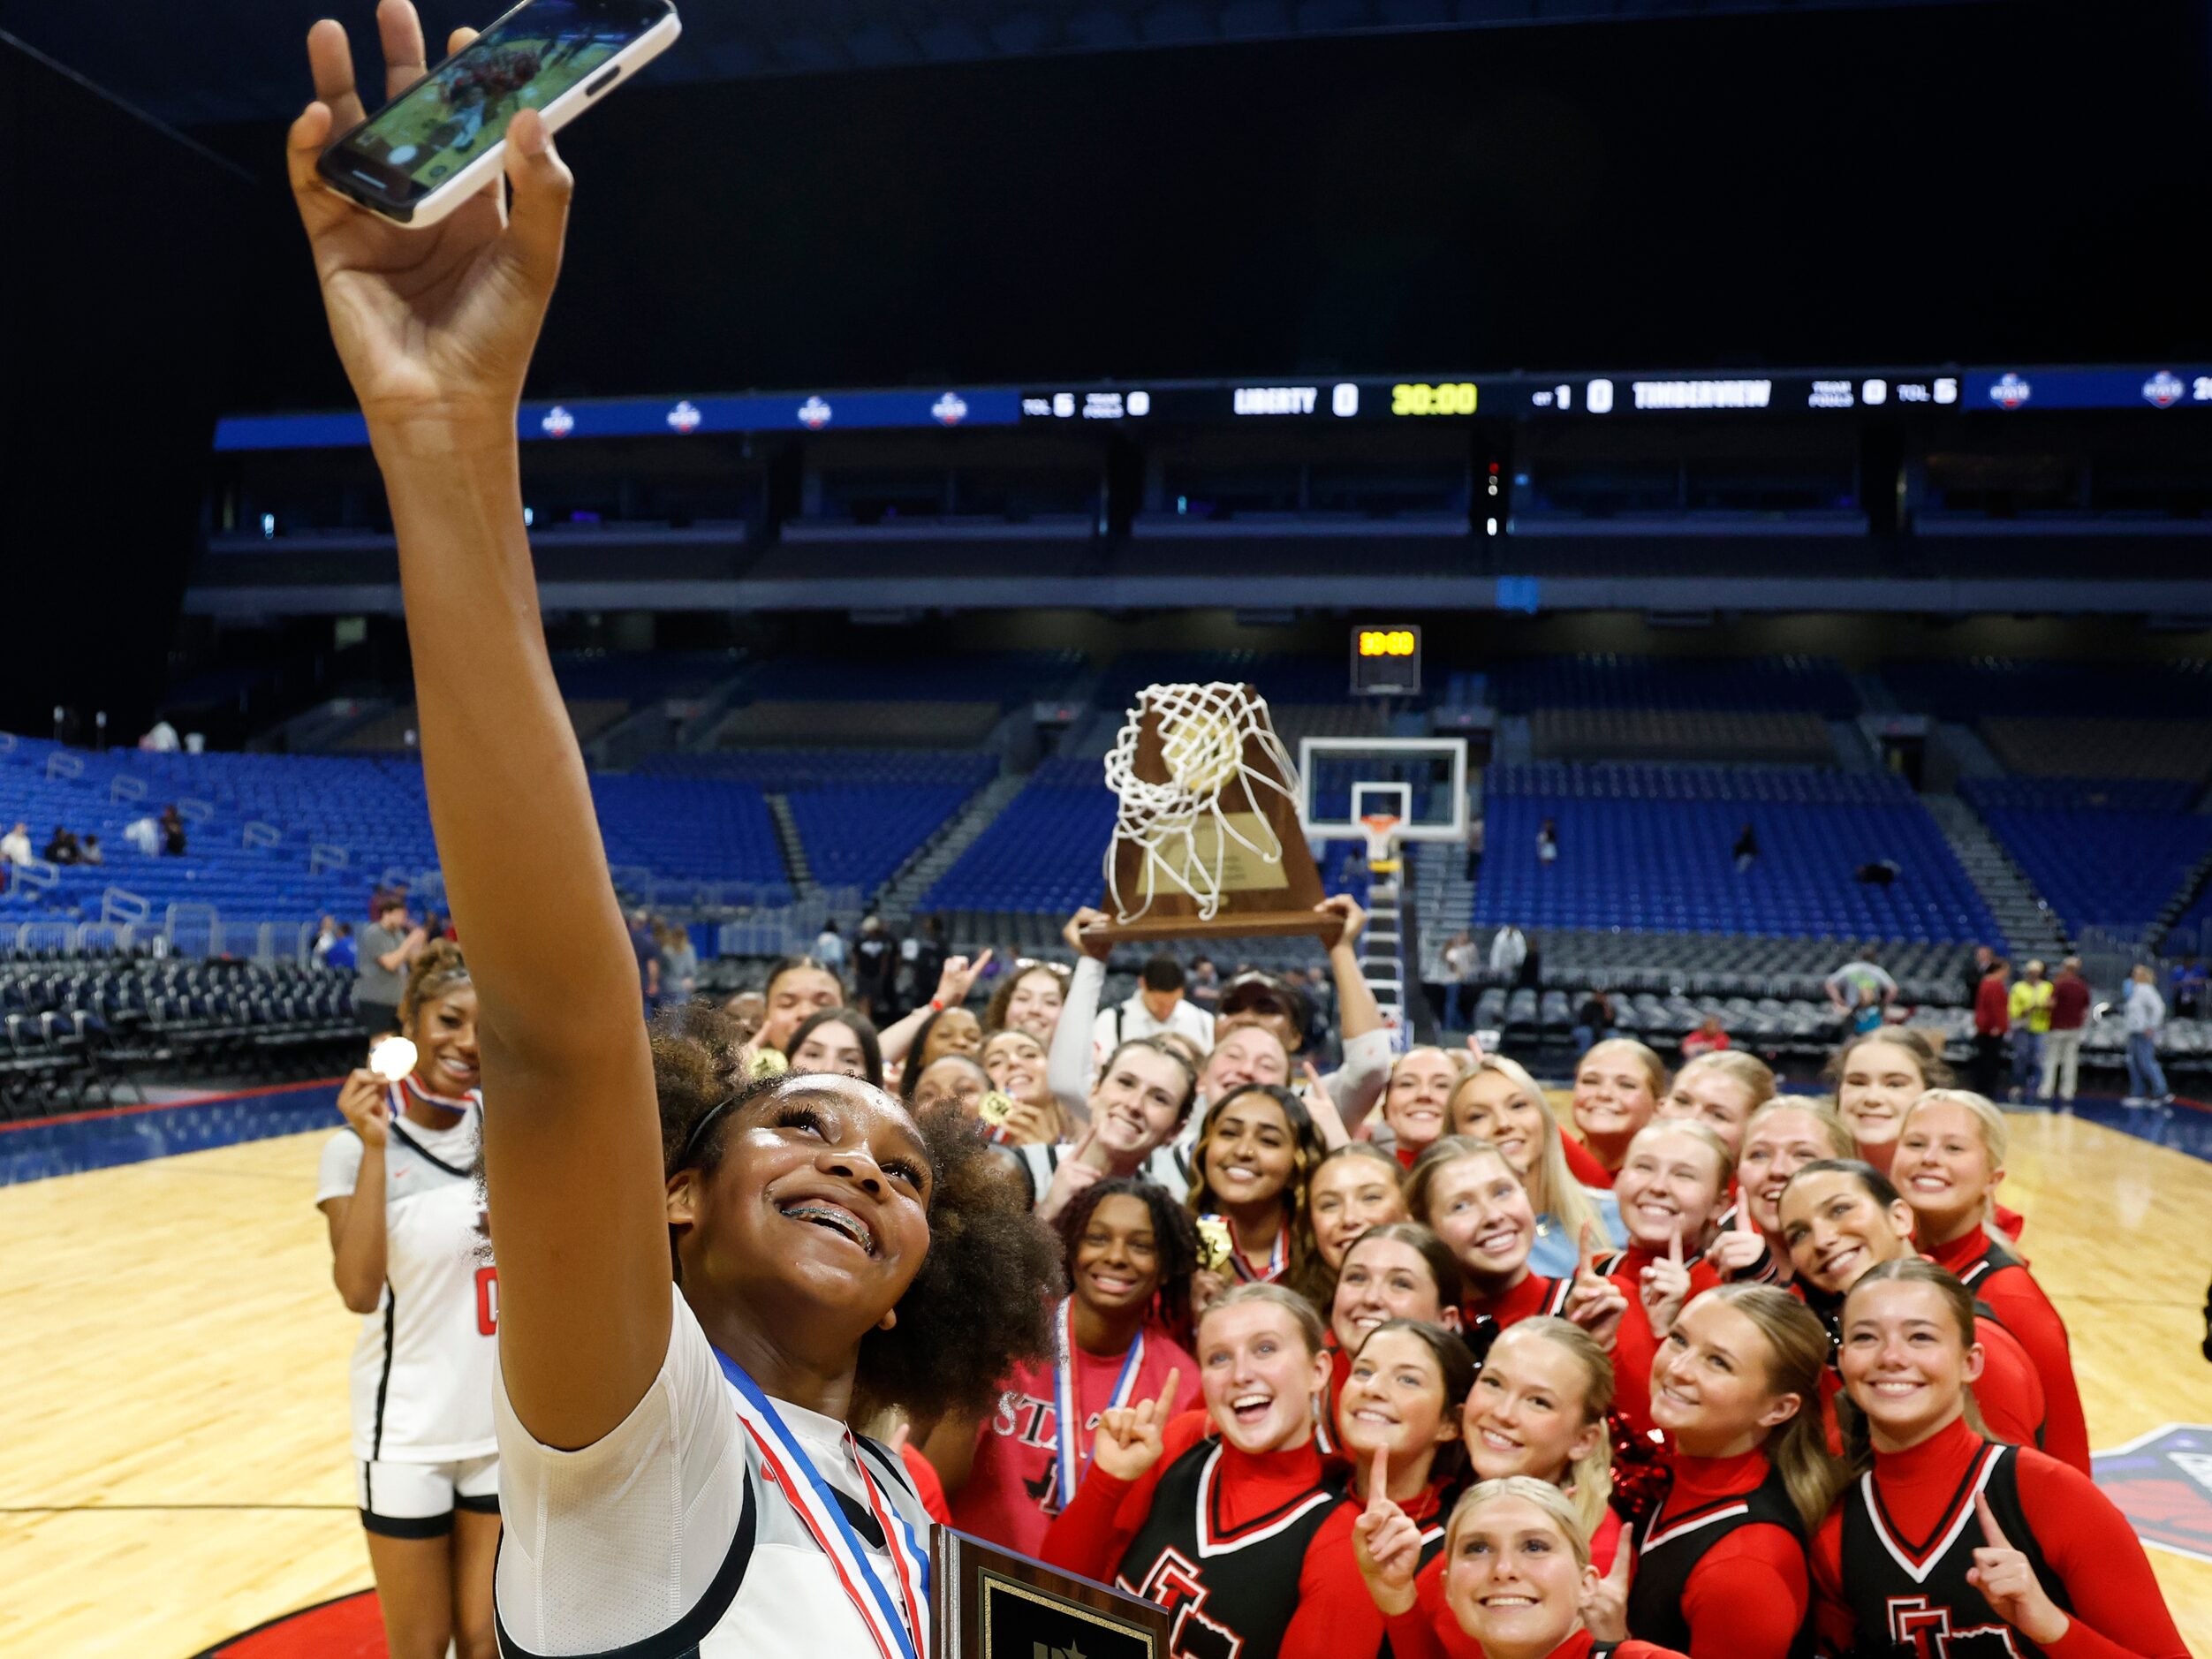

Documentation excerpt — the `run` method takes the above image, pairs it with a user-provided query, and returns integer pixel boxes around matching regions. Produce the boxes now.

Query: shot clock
[1351,625,1422,695]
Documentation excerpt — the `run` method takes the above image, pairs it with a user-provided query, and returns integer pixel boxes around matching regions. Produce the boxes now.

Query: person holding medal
[316,941,496,1659]
[284,18,1057,1655]
[925,1178,1201,1555]
[1184,1082,1329,1308]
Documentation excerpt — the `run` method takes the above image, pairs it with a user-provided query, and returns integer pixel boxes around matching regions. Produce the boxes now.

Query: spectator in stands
[813,917,846,973]
[2171,958,2205,1020]
[2124,964,2173,1105]
[122,814,160,857]
[658,921,699,1006]
[627,911,662,1017]
[907,914,947,1002]
[1966,943,1996,1005]
[78,833,102,866]
[1848,982,1885,1037]
[1442,931,1476,1030]
[1488,922,1528,983]
[2039,956,2089,1104]
[1187,956,1222,1014]
[1463,812,1485,882]
[1094,952,1214,1063]
[326,923,358,974]
[1972,957,2011,1098]
[0,822,31,866]
[42,825,80,864]
[357,891,428,1037]
[1732,821,1759,872]
[1824,946,1897,1019]
[1535,817,1558,868]
[314,914,343,966]
[1680,1012,1731,1059]
[2008,958,2054,1102]
[1570,988,1617,1057]
[158,804,187,856]
[853,913,900,1019]
[139,718,180,751]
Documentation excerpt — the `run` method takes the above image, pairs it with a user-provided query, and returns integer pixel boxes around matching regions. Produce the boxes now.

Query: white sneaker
[2121,1095,2148,1106]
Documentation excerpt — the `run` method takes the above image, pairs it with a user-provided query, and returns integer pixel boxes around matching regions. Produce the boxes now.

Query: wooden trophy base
[1080,909,1344,948]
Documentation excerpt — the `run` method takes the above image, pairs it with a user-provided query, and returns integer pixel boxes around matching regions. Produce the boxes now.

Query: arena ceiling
[5,0,1981,127]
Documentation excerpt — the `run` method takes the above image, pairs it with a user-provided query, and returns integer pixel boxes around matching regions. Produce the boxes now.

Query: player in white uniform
[287,24,1061,1650]
[316,940,498,1659]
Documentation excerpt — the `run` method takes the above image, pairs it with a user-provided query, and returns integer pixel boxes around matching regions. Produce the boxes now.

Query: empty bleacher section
[1960,777,2212,946]
[1474,764,1997,944]
[1489,655,1856,764]
[920,756,1114,927]
[1979,719,2212,783]
[705,650,1083,750]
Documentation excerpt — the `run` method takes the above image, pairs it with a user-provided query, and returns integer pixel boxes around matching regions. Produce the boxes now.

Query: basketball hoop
[1360,812,1402,874]
[1102,683,1302,926]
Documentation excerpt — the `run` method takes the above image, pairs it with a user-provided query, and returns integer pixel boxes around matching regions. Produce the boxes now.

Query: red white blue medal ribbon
[1231,1218,1288,1283]
[716,1351,929,1659]
[397,1073,478,1113]
[1052,1297,1146,1511]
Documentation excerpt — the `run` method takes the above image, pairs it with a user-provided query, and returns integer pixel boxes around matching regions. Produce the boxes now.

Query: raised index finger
[1578,1221,1603,1276]
[1973,1490,2014,1551]
[1366,1443,1390,1506]
[1669,1230,1684,1268]
[1154,1367,1181,1414]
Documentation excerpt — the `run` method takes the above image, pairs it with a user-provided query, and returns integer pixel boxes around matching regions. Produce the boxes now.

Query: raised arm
[289,4,669,1451]
[1047,910,1114,1116]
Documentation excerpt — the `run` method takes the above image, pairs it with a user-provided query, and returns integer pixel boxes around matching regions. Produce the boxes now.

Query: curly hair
[399,938,471,1031]
[1185,1083,1329,1291]
[651,1002,1058,1423]
[1056,1177,1201,1339]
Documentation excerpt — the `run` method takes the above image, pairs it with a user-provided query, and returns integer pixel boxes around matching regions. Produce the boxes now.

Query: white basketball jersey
[318,1087,498,1463]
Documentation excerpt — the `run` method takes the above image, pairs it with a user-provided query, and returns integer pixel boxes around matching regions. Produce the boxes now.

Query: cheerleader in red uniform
[1377,1045,1470,1168]
[1568,1039,1669,1188]
[1893,1090,2087,1472]
[1613,1284,1837,1659]
[1302,1141,1411,1292]
[1406,1135,1581,1335]
[1827,1028,1946,1176]
[1040,1283,1378,1659]
[1403,1316,1625,1659]
[1813,1261,2187,1659]
[1598,1122,1733,1439]
[1325,1223,1463,1428]
[1776,1159,2049,1453]
[925,1177,1202,1556]
[1448,1054,1609,1279]
[1726,1100,1858,1286]
[1360,1478,1690,1659]
[1183,1082,1328,1311]
[1657,1049,1776,1165]
[1308,1321,1479,1655]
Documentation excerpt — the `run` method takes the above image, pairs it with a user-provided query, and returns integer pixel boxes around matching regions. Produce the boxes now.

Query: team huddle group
[330,913,2185,1659]
[284,18,2183,1656]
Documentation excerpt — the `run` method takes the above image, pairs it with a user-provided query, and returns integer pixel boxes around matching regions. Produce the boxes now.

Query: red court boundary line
[185,1588,375,1659]
[0,1076,344,1133]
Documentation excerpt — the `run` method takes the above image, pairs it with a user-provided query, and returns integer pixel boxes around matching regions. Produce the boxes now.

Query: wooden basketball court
[2,1108,2208,1655]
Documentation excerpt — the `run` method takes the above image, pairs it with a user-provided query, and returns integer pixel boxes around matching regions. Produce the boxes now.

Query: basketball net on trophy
[1082,683,1343,947]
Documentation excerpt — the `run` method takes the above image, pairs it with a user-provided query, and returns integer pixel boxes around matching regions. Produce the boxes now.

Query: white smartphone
[317,0,680,228]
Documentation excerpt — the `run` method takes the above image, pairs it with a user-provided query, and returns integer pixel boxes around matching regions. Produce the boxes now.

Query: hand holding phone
[315,0,678,227]
[287,3,575,430]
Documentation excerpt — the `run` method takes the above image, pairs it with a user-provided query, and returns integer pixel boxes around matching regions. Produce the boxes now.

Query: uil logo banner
[2093,1423,2212,1563]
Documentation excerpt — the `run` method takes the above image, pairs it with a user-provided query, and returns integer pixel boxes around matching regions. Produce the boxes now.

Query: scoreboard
[1351,625,1422,696]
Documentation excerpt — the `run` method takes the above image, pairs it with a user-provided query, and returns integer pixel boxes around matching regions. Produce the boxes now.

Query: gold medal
[977,1090,1018,1128]
[1195,1214,1234,1274]
[750,1046,790,1079]
[367,1035,417,1083]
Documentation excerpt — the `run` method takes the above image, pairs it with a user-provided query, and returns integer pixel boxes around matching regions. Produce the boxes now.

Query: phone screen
[325,0,667,207]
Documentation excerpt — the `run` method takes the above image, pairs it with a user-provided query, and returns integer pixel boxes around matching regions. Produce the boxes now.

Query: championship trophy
[1081,683,1342,949]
